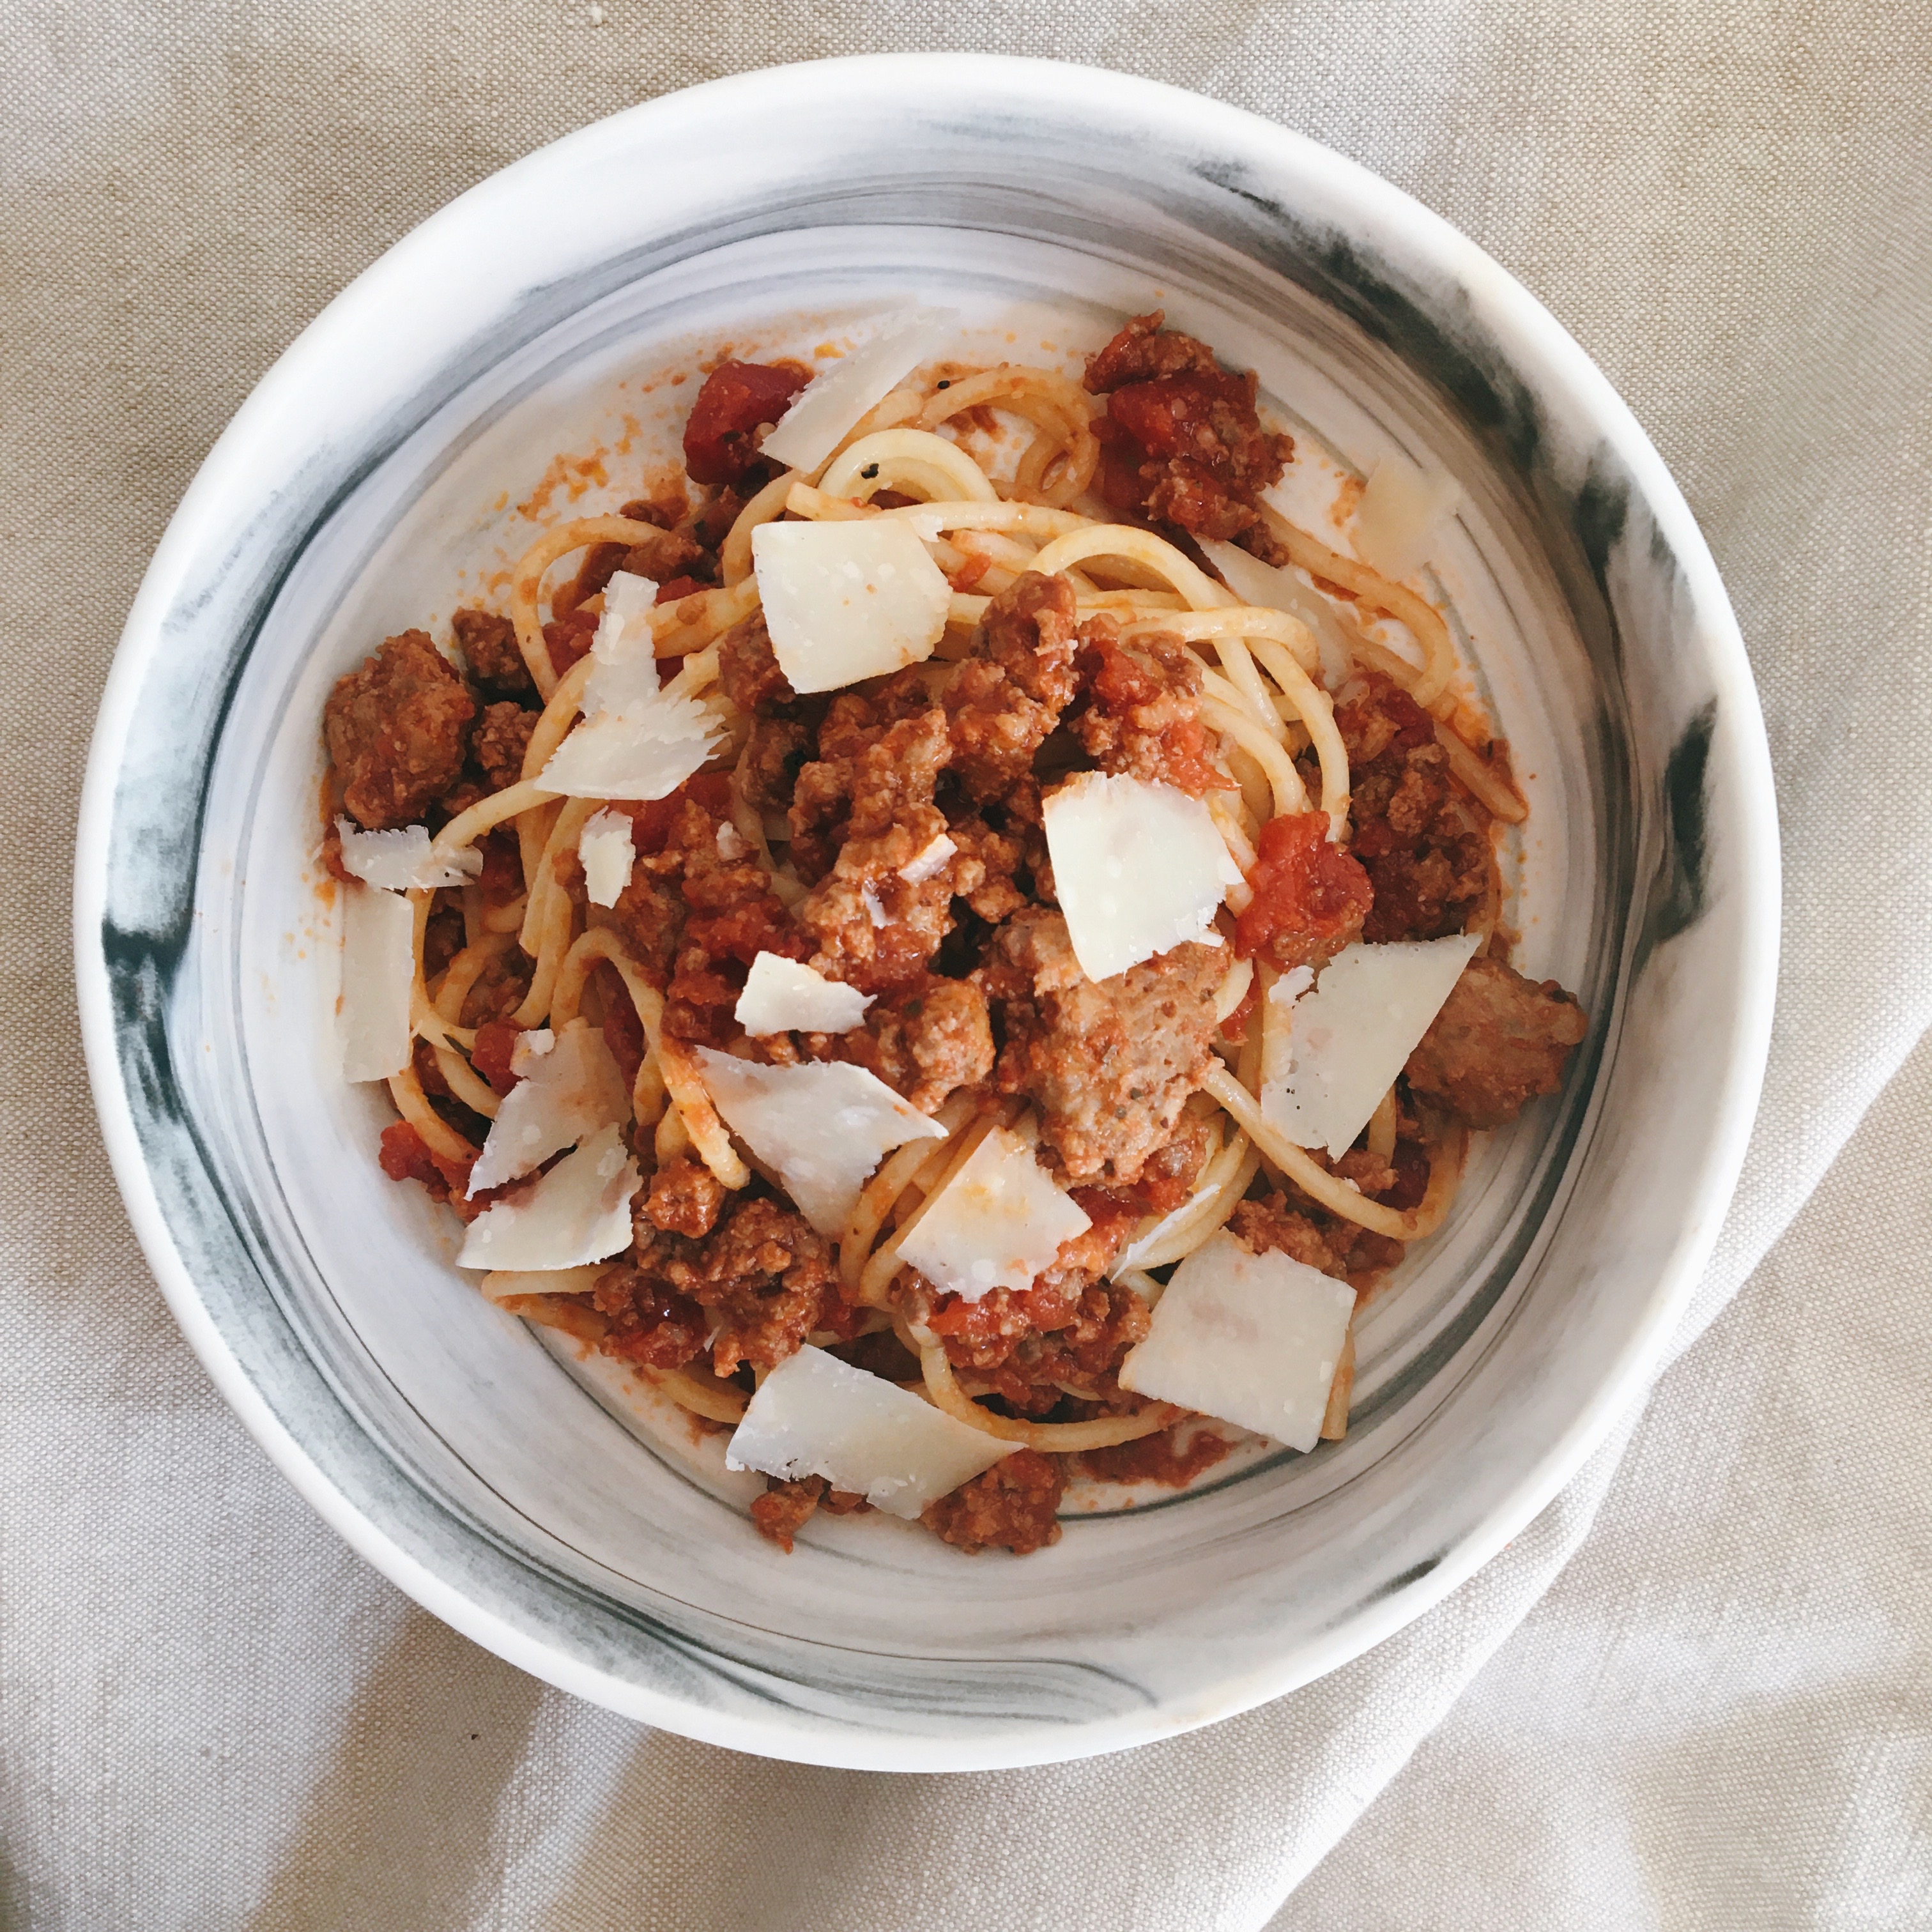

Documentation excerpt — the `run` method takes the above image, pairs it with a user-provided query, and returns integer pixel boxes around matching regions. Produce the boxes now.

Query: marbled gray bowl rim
[73,53,1779,1770]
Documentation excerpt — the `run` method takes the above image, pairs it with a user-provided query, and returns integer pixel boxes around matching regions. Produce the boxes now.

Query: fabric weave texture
[4,3,1929,1926]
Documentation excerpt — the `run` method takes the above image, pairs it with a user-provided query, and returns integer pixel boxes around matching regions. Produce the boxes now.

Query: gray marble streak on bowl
[73,54,1777,1771]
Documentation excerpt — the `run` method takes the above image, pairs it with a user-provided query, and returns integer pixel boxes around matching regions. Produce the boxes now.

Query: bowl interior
[82,57,1772,1770]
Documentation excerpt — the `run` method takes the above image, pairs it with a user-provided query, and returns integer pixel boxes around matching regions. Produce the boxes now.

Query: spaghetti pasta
[916,1340,1181,1452]
[326,303,1588,1554]
[510,514,668,700]
[819,428,1001,505]
[914,364,1099,507]
[1257,505,1458,708]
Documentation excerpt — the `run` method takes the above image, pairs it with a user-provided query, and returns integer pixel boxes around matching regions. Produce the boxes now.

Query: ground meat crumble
[1405,954,1588,1128]
[325,630,476,829]
[822,976,994,1115]
[1334,671,1491,943]
[597,1188,839,1379]
[976,910,1224,1184]
[1084,310,1294,548]
[451,607,533,701]
[942,572,1080,803]
[335,323,1591,1561]
[748,1476,872,1553]
[921,1449,1066,1554]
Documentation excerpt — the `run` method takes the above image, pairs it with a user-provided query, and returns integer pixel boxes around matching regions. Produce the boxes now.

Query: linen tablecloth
[5,4,1928,1924]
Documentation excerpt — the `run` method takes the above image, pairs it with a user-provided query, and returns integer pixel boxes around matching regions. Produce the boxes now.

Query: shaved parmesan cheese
[457,1122,640,1271]
[1259,963,1315,1091]
[467,1018,628,1195]
[539,567,721,799]
[583,570,661,716]
[1198,535,1354,691]
[714,820,747,860]
[1262,934,1481,1158]
[537,688,722,800]
[898,832,956,884]
[1117,1230,1354,1452]
[578,809,636,907]
[693,1049,946,1236]
[335,818,482,893]
[509,1028,553,1078]
[753,520,951,694]
[896,1126,1091,1302]
[759,307,958,473]
[1043,772,1241,983]
[734,953,873,1036]
[1353,458,1461,583]
[724,1344,1014,1518]
[339,882,414,1082]
[480,1264,606,1303]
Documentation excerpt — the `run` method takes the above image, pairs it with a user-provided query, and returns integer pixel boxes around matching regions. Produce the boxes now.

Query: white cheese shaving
[538,567,723,798]
[338,882,415,1082]
[692,1049,946,1236]
[861,882,888,928]
[1261,934,1481,1158]
[758,308,959,473]
[896,1126,1091,1302]
[734,953,874,1037]
[578,809,636,907]
[1042,772,1241,983]
[714,820,747,861]
[1352,457,1462,583]
[457,1122,640,1271]
[1259,963,1315,1091]
[897,832,956,884]
[467,1017,629,1195]
[480,1264,606,1303]
[752,519,952,695]
[724,1345,1015,1518]
[536,689,722,800]
[584,570,661,715]
[1117,1230,1355,1452]
[334,818,483,893]
[509,1027,555,1078]
[1198,535,1354,691]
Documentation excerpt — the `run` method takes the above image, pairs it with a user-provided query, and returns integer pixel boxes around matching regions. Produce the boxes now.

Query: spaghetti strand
[510,514,669,701]
[334,337,1551,1549]
[916,1341,1181,1452]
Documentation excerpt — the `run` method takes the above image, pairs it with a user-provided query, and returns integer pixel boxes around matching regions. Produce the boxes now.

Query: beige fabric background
[5,4,1929,1926]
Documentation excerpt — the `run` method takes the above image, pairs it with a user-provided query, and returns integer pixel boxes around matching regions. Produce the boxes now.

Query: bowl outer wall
[72,52,1779,1770]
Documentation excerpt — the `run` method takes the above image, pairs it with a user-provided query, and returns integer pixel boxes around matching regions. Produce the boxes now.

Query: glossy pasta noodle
[323,308,1588,1557]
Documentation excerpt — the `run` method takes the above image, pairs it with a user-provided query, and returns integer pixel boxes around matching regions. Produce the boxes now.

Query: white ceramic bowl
[74,54,1777,1771]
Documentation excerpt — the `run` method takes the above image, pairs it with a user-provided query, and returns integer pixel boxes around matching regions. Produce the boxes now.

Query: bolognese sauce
[323,309,1587,1558]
